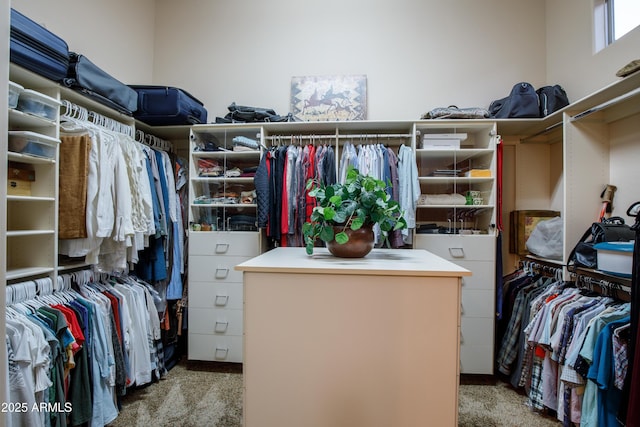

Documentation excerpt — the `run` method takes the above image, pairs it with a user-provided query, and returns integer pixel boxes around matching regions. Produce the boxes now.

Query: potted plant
[302,166,408,257]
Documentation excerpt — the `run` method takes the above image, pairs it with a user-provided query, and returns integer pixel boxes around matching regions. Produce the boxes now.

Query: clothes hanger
[36,277,66,305]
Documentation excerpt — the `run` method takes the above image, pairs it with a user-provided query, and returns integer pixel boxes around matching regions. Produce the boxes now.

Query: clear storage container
[16,89,60,121]
[8,81,24,109]
[8,131,60,159]
[594,241,634,277]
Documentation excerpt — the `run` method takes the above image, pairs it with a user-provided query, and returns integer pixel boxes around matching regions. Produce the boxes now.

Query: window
[608,0,640,41]
[595,0,640,51]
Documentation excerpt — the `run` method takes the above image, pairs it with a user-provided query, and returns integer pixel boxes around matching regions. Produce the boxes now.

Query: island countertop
[235,247,472,277]
[239,246,468,426]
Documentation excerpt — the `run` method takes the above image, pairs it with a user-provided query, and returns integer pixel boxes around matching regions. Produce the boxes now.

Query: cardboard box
[7,162,36,182]
[465,169,491,177]
[7,179,32,196]
[509,210,561,255]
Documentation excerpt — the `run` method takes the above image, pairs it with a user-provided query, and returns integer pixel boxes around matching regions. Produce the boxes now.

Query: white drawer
[188,334,243,363]
[189,255,247,282]
[189,281,243,309]
[460,317,494,346]
[458,260,496,291]
[460,343,494,374]
[461,289,495,318]
[414,234,496,261]
[189,308,243,335]
[189,231,260,256]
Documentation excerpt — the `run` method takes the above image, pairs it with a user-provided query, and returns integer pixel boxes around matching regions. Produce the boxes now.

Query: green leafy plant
[302,166,408,255]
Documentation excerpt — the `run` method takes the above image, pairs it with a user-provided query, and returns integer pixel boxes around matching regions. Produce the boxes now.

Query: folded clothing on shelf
[198,159,223,176]
[232,135,260,150]
[241,190,256,204]
[225,167,242,177]
[419,193,468,205]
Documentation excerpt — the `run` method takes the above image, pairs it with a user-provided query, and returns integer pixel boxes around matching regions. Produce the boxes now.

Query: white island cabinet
[236,247,470,427]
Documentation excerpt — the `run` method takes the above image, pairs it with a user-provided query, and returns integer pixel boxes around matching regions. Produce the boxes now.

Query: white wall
[153,0,547,121]
[546,0,640,103]
[11,0,547,121]
[11,0,156,84]
[9,0,640,121]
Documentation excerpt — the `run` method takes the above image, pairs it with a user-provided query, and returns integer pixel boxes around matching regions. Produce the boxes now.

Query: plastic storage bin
[16,89,60,121]
[422,133,467,149]
[594,241,634,277]
[8,131,60,159]
[8,81,24,109]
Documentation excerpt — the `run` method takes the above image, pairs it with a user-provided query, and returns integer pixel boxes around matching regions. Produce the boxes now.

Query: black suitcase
[129,85,208,126]
[63,52,138,115]
[9,8,70,81]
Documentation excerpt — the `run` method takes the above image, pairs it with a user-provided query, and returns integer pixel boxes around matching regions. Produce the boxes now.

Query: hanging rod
[519,121,563,143]
[571,86,640,122]
[61,99,135,138]
[521,256,564,280]
[337,133,414,139]
[573,273,631,301]
[136,129,174,152]
[263,133,414,141]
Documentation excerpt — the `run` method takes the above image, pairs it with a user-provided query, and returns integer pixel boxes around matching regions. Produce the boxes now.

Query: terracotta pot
[326,224,375,258]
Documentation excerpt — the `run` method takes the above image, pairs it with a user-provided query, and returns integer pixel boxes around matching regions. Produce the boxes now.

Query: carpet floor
[106,361,560,427]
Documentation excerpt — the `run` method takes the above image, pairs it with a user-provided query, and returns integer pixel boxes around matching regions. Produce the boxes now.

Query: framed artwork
[509,210,561,255]
[290,74,367,121]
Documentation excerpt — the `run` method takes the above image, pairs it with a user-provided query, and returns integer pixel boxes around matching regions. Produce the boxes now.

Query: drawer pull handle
[215,295,229,306]
[214,321,229,333]
[215,268,229,279]
[215,243,230,253]
[449,247,465,258]
[214,347,229,359]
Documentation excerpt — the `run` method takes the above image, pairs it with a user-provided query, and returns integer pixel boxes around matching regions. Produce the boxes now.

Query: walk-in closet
[2,1,640,426]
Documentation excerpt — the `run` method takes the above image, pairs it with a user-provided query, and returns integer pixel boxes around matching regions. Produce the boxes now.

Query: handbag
[567,216,635,271]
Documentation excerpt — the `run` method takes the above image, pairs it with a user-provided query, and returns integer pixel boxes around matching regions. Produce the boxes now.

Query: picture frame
[509,210,561,255]
[290,74,367,121]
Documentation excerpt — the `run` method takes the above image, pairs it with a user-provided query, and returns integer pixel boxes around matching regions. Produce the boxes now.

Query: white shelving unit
[412,121,498,374]
[187,124,263,362]
[5,67,60,284]
[186,120,499,374]
[509,70,640,272]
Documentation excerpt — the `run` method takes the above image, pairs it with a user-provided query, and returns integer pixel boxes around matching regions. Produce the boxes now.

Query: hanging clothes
[498,263,633,426]
[4,273,166,427]
[57,103,186,292]
[397,144,420,244]
[619,212,640,426]
[59,133,92,239]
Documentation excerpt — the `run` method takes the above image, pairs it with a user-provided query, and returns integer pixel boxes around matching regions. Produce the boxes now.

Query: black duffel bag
[216,102,294,123]
[489,82,540,119]
[537,85,569,117]
[567,216,635,272]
